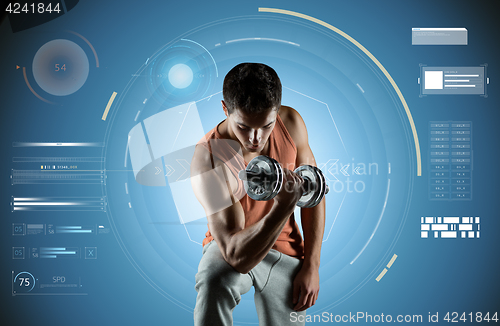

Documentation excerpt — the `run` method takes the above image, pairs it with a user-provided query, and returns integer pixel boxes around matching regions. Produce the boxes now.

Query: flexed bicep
[191,163,236,216]
[190,144,246,261]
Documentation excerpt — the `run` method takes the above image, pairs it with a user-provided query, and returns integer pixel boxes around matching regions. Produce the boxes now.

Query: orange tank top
[198,114,305,259]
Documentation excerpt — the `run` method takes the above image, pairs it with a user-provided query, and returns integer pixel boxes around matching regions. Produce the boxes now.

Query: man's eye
[238,126,247,130]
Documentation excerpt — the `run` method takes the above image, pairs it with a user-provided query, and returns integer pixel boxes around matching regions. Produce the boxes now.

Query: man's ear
[221,100,229,117]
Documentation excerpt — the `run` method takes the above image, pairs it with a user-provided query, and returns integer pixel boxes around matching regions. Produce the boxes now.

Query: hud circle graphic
[102,14,415,322]
[32,39,89,96]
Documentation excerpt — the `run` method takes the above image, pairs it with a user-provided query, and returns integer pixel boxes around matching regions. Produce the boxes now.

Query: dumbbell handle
[238,169,315,195]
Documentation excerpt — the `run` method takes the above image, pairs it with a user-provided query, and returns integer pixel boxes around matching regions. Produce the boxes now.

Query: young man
[191,63,325,326]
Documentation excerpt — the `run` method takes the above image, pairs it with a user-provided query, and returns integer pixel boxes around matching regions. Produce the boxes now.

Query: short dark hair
[223,63,282,115]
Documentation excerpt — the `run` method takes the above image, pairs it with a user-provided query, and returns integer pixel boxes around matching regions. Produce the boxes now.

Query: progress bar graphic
[11,197,107,212]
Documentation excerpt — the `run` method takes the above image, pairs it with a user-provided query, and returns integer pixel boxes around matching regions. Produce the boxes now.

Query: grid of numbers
[429,121,472,200]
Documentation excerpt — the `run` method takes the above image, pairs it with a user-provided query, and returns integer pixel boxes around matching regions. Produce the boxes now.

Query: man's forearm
[225,202,295,274]
[300,199,325,270]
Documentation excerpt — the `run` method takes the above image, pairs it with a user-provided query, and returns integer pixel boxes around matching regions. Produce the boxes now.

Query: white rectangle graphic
[459,224,473,231]
[412,28,467,45]
[431,224,448,231]
[443,217,460,224]
[425,71,443,89]
[441,231,457,238]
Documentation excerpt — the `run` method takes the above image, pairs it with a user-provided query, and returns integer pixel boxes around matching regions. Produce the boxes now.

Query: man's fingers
[294,288,320,311]
[294,297,308,311]
[293,291,309,311]
[297,292,315,311]
[306,292,316,309]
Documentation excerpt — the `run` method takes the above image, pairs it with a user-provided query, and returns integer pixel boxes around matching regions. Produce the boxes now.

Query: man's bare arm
[282,106,325,268]
[281,106,325,311]
[190,144,304,274]
[298,157,325,272]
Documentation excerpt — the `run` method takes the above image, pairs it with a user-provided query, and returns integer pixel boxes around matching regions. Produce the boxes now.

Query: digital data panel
[421,66,487,95]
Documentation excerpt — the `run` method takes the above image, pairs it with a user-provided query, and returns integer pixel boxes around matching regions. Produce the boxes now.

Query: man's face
[224,103,278,153]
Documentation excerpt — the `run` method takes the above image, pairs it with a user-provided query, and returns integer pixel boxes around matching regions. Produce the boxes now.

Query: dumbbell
[238,155,329,208]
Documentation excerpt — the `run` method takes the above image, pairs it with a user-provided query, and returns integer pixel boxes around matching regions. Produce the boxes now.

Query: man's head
[222,62,282,115]
[222,63,282,152]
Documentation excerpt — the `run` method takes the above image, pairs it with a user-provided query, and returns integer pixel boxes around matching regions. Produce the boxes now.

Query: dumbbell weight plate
[241,156,283,201]
[294,165,328,208]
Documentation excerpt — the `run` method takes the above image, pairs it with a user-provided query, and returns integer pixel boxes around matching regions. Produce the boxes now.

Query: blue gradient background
[1,1,499,325]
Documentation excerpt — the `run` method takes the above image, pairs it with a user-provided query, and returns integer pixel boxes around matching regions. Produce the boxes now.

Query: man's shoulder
[192,120,225,174]
[191,143,213,176]
[279,105,307,148]
[191,136,242,176]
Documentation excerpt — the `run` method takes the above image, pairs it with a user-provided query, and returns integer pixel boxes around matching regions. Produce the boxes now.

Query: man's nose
[249,130,262,143]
